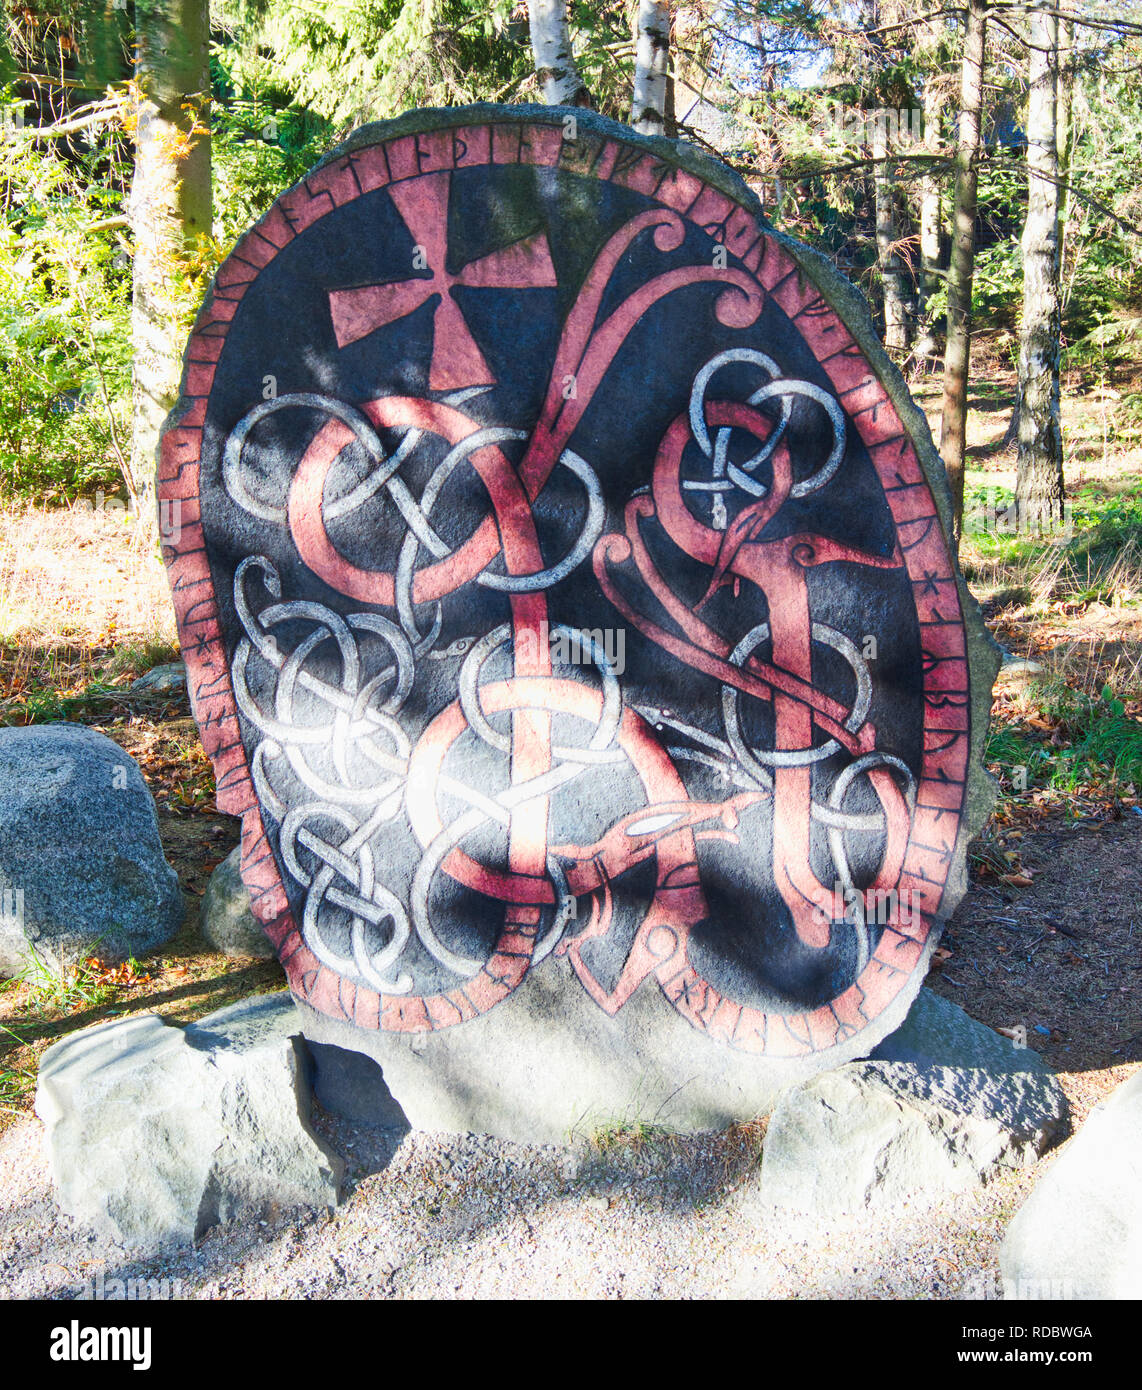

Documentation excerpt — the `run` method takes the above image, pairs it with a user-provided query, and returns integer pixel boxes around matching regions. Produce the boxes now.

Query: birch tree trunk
[130,0,211,530]
[938,0,987,544]
[632,1,671,136]
[528,0,591,107]
[664,25,677,138]
[1014,1,1064,532]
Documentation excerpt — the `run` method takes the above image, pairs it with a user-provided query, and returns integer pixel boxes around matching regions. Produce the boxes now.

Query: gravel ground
[0,1104,1045,1301]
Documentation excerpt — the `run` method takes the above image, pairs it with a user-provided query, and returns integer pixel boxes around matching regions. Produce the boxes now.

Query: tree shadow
[5,964,282,1051]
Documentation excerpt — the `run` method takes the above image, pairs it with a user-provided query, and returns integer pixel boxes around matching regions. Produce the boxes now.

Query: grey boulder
[128,662,186,695]
[999,1069,1142,1299]
[35,992,344,1249]
[0,723,183,976]
[201,847,274,958]
[760,989,1069,1215]
[996,648,1045,683]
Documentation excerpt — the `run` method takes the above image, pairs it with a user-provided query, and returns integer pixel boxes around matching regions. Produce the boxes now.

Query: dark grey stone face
[159,105,996,1095]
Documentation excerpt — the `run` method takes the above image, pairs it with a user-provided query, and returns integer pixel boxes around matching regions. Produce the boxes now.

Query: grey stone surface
[200,847,274,958]
[997,648,1045,682]
[869,986,1057,1073]
[298,953,928,1147]
[35,992,343,1248]
[128,662,186,695]
[0,724,183,977]
[999,1069,1142,1299]
[759,989,1069,1215]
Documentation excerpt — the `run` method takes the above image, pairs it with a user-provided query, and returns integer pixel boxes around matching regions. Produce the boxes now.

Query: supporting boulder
[35,992,343,1249]
[999,1069,1142,1299]
[760,989,1069,1215]
[201,847,275,959]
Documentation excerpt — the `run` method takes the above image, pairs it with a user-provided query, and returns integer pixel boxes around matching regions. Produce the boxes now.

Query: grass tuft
[12,941,119,1013]
[588,1118,680,1158]
[987,679,1142,801]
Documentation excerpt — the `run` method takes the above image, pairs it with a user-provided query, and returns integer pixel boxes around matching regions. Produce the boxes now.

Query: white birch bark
[528,0,590,107]
[632,1,671,136]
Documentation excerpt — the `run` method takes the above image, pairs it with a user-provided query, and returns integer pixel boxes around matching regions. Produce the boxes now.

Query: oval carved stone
[159,106,997,1099]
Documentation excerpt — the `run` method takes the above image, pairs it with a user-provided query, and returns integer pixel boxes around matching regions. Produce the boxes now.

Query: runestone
[160,106,997,1132]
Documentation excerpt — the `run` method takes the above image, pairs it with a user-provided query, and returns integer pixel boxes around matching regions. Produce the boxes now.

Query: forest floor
[0,368,1140,1297]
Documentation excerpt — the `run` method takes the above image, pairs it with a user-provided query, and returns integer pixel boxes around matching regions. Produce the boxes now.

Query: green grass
[102,638,180,681]
[0,635,183,727]
[12,940,117,1013]
[962,476,1142,616]
[987,679,1142,799]
[566,1068,692,1155]
[0,1021,31,1115]
[0,680,125,726]
[0,1065,33,1114]
[588,1118,681,1158]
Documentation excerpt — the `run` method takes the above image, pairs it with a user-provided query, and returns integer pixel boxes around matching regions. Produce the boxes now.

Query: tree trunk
[871,113,910,354]
[862,1,909,355]
[664,15,677,139]
[632,1,670,136]
[528,0,591,107]
[915,38,945,363]
[1056,16,1075,289]
[129,0,211,532]
[1014,1,1064,532]
[938,0,987,545]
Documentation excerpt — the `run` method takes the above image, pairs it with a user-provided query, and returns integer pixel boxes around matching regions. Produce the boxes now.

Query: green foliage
[923,238,1024,336]
[213,0,534,133]
[1058,60,1142,358]
[0,100,131,497]
[3,1,132,91]
[567,1,654,123]
[211,93,333,248]
[4,1,1142,508]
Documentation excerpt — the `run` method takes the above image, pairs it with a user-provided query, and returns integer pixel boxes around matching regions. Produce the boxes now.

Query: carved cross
[327,170,558,392]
